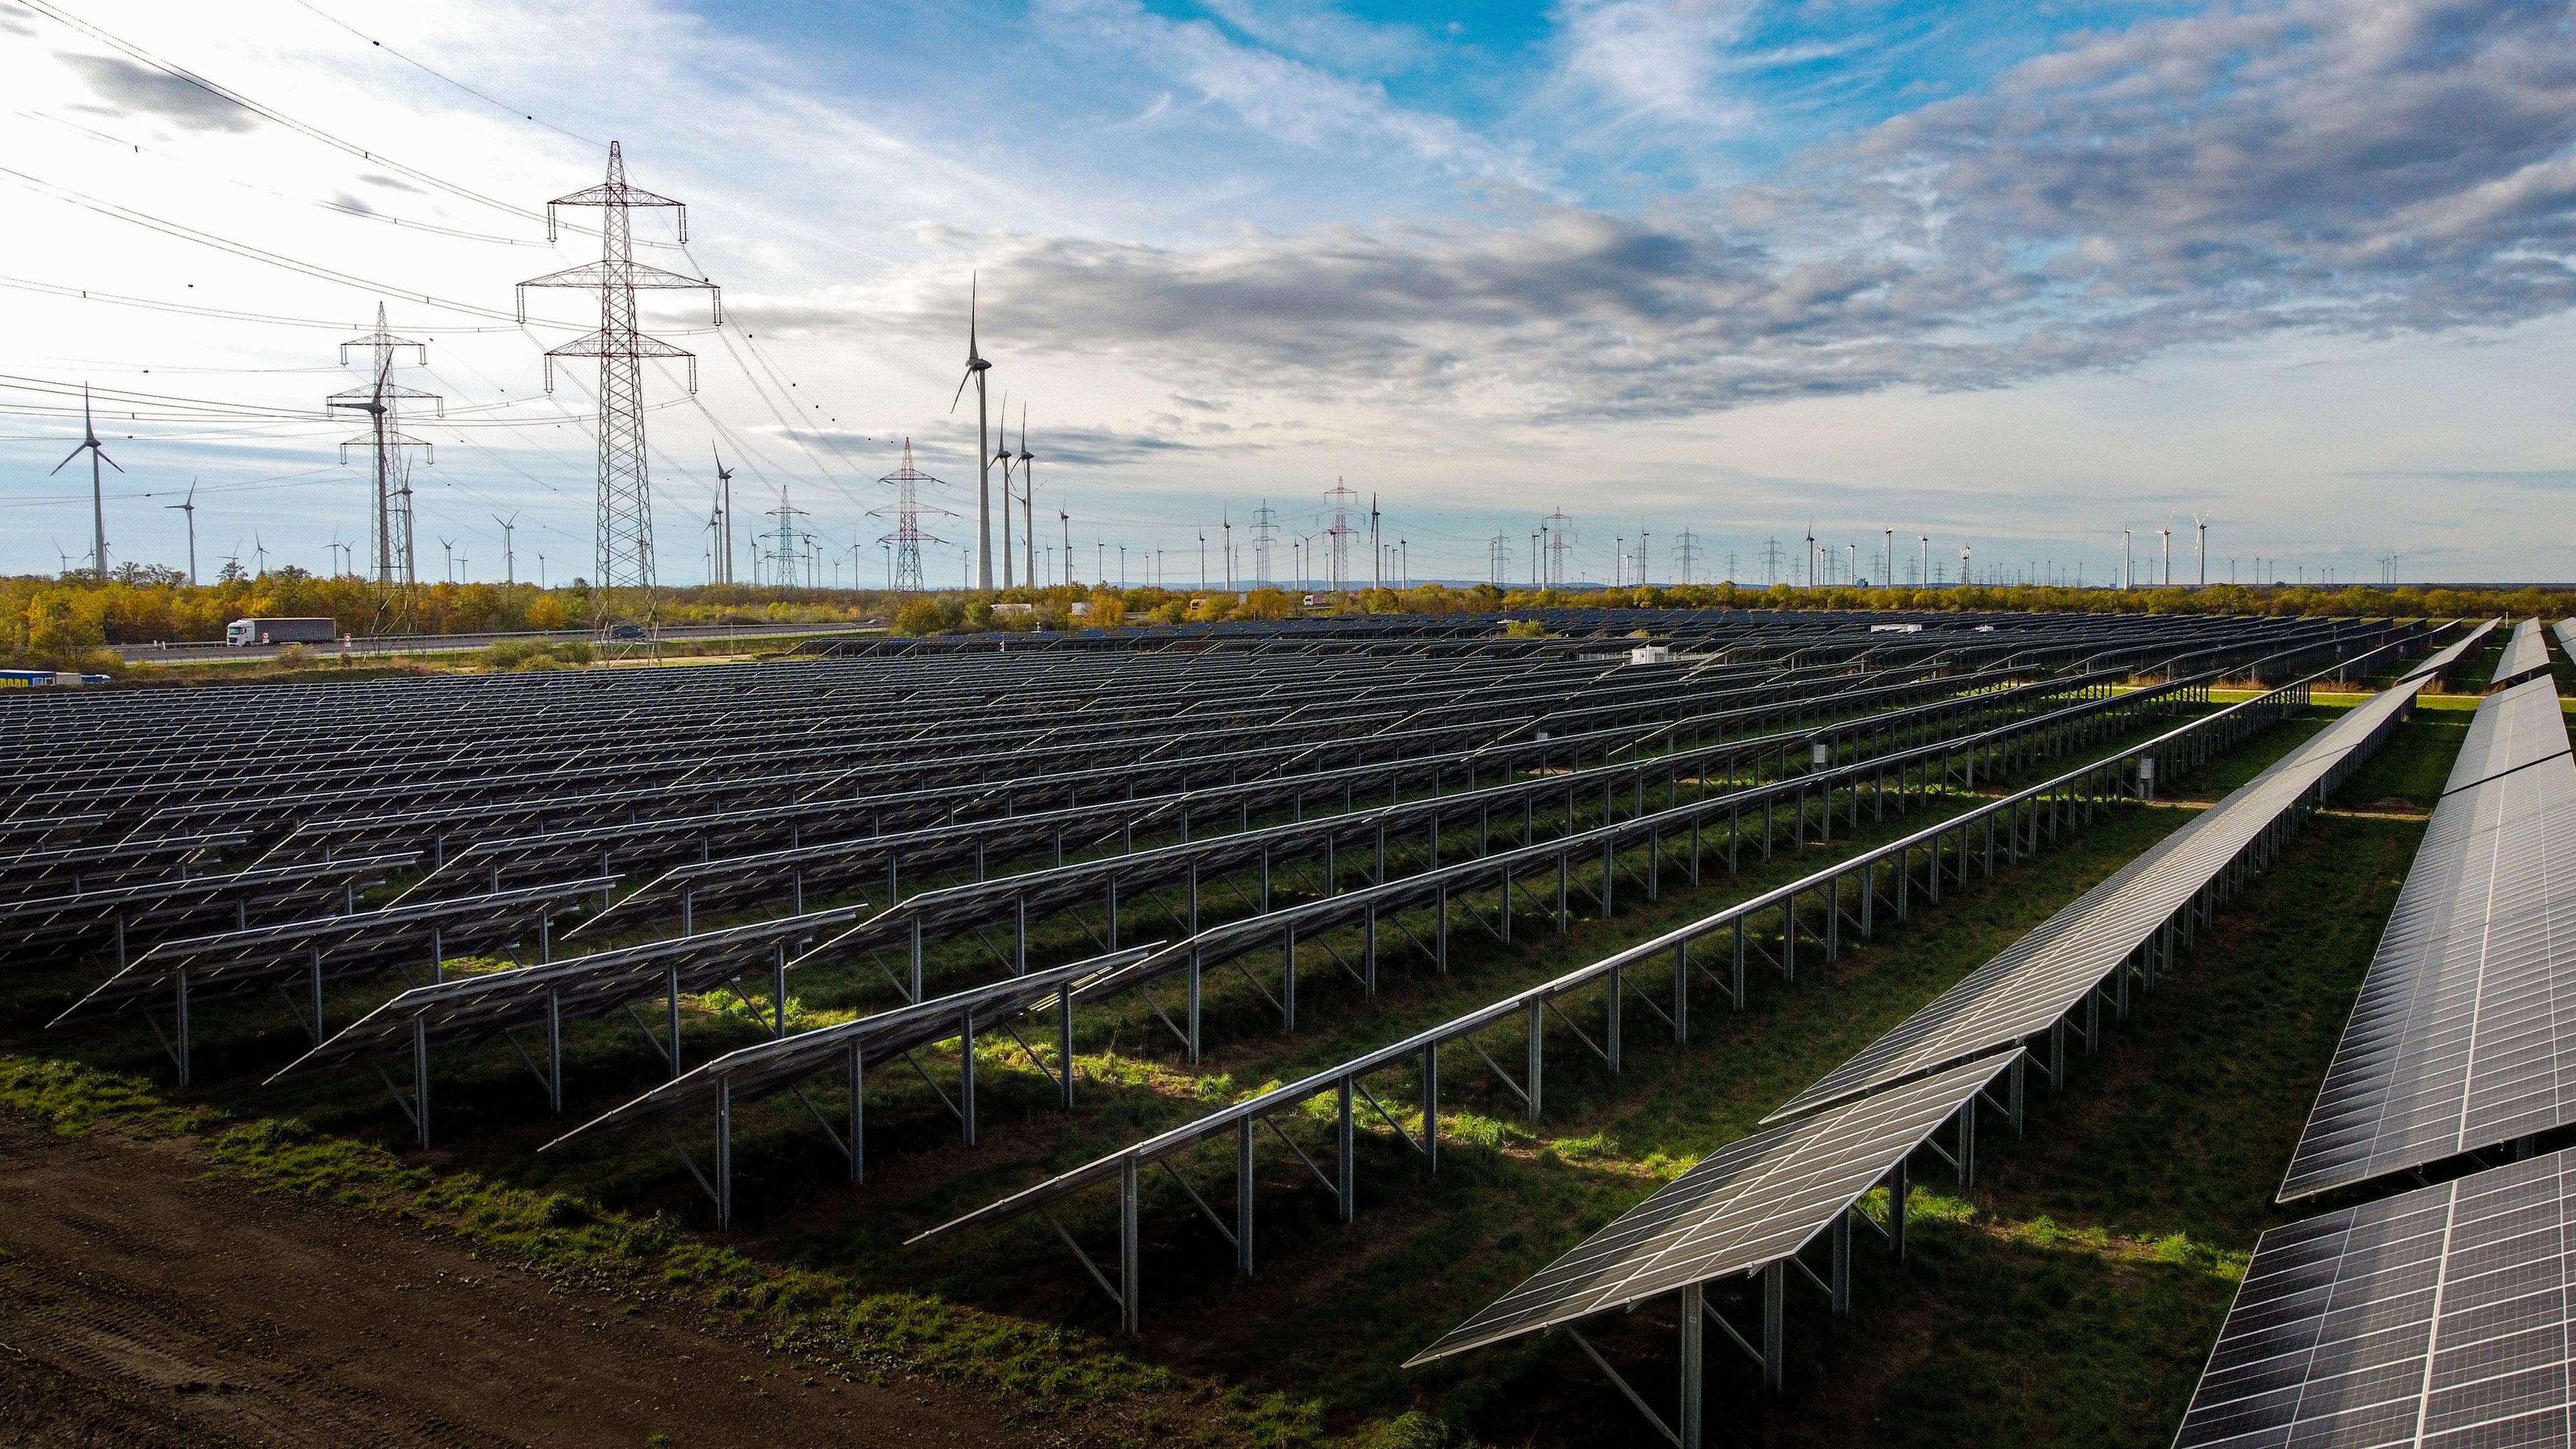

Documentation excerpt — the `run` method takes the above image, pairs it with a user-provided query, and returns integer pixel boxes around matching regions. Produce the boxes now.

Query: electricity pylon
[518,142,721,646]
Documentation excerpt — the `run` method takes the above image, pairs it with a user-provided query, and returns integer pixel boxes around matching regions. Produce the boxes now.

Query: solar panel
[264,905,865,1083]
[2441,676,2571,796]
[2491,617,2553,690]
[1407,1050,2019,1366]
[48,877,618,1026]
[2174,1146,2576,1448]
[1766,680,2432,1124]
[541,944,1155,1150]
[2279,733,2576,1201]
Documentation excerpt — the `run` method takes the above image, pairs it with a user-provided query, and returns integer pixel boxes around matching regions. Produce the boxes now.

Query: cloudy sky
[3,0,2573,590]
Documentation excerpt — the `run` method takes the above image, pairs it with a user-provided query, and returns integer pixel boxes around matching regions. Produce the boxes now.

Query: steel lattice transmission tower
[1324,478,1358,596]
[871,438,953,594]
[326,304,441,597]
[518,142,721,640]
[1250,499,1279,588]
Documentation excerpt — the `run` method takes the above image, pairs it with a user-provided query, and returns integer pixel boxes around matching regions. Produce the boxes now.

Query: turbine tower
[710,446,736,586]
[992,390,1015,588]
[166,478,197,586]
[1016,406,1036,587]
[949,276,994,590]
[327,304,440,592]
[50,383,119,576]
[518,142,721,643]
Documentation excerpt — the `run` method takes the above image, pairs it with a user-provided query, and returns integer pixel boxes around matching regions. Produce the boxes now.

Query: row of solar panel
[2174,623,2576,1448]
[1404,627,2487,1432]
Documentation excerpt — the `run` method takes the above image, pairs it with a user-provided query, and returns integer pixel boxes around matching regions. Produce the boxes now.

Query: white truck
[225,616,337,647]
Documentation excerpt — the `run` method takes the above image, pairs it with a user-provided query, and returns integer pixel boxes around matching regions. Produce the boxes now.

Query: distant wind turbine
[1016,405,1036,587]
[166,478,198,586]
[949,274,994,590]
[51,382,121,576]
[992,390,1016,588]
[710,445,735,585]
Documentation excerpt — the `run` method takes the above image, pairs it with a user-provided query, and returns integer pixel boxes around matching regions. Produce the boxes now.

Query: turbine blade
[950,368,971,413]
[50,443,81,474]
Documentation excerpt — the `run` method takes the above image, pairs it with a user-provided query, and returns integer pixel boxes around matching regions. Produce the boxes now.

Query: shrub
[892,597,950,636]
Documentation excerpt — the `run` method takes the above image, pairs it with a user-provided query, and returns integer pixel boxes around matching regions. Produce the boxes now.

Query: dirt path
[0,1117,1026,1449]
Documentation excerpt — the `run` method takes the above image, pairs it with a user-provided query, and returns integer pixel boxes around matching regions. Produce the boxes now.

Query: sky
[2,0,2573,590]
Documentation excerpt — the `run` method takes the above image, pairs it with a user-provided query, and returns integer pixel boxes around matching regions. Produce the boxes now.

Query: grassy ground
[0,688,2469,1447]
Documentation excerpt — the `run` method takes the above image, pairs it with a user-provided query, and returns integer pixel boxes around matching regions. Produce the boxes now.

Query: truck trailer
[225,617,338,647]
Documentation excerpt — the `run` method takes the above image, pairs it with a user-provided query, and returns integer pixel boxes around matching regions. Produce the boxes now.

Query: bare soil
[0,1116,1028,1449]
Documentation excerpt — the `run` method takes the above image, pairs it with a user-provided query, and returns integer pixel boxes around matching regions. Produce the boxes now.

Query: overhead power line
[284,0,606,146]
[0,165,599,325]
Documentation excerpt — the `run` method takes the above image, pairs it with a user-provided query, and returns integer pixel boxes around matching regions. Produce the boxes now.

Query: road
[119,621,881,665]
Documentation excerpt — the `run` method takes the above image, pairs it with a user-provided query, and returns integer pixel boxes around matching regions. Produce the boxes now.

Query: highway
[120,621,882,665]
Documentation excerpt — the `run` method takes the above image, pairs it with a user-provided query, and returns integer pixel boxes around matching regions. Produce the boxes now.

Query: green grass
[0,694,2466,1447]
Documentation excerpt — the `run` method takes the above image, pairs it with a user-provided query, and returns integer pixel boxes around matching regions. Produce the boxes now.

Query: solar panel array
[1766,674,2443,1124]
[1396,636,2457,1395]
[2440,676,2571,796]
[2176,1145,2576,1448]
[1407,1051,2019,1366]
[2491,617,2554,690]
[2280,682,2576,1201]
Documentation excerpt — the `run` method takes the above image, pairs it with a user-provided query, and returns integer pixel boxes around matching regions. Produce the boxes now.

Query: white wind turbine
[166,478,199,586]
[949,274,995,590]
[52,382,121,576]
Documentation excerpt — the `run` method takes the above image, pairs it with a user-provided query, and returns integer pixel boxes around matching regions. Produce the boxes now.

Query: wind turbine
[52,382,120,576]
[1016,404,1035,587]
[2194,516,2208,588]
[710,445,735,585]
[49,538,71,576]
[1804,523,1817,588]
[166,478,198,585]
[494,513,518,586]
[439,536,456,584]
[252,533,269,578]
[949,274,994,590]
[991,390,1016,589]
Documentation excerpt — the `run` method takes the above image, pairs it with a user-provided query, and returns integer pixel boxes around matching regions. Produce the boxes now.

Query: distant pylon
[518,142,721,642]
[1487,533,1511,586]
[872,438,955,594]
[1324,478,1358,596]
[1250,499,1279,588]
[1674,529,1701,586]
[1543,507,1571,588]
[326,303,441,596]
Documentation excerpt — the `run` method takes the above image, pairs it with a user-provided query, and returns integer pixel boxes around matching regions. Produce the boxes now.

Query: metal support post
[1762,1260,1785,1392]
[1119,1157,1141,1334]
[1678,1281,1705,1449]
[1336,1077,1356,1223]
[1526,999,1545,1122]
[1236,1117,1256,1275]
